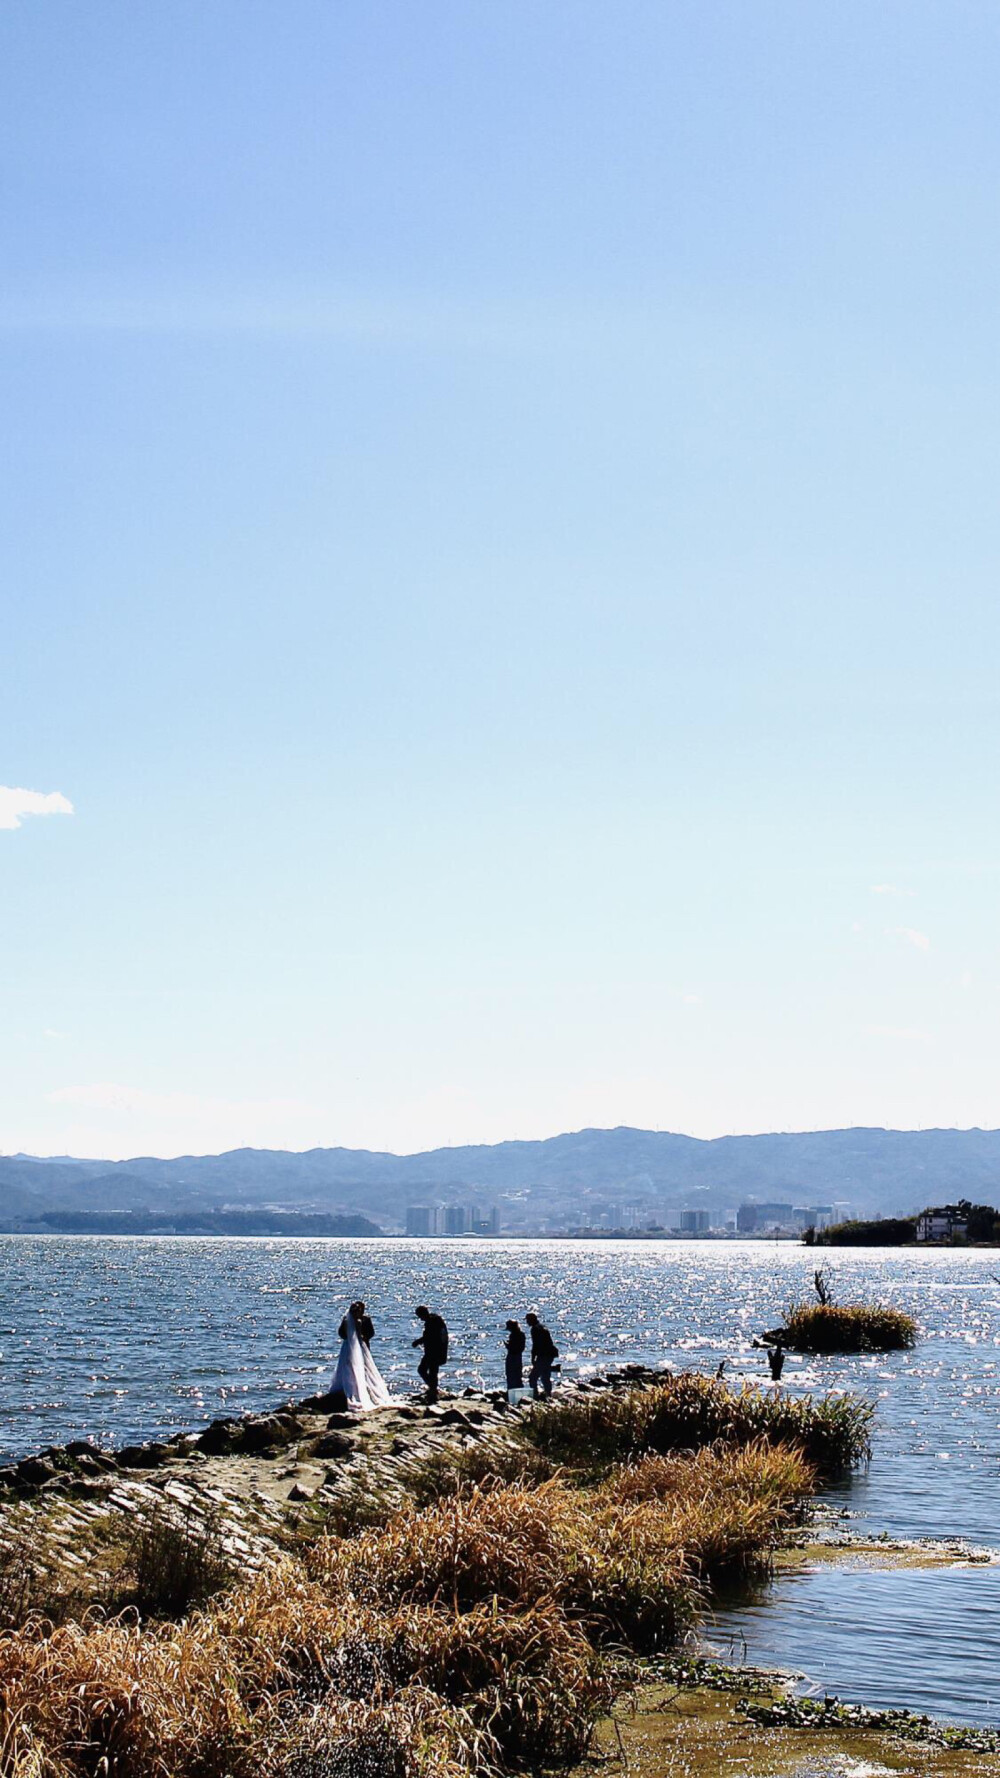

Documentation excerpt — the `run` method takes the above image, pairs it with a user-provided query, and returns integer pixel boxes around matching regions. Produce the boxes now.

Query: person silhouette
[339,1300,374,1345]
[525,1311,558,1399]
[412,1305,449,1402]
[504,1318,526,1397]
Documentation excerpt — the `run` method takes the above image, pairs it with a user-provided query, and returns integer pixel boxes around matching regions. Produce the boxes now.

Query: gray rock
[16,1455,58,1486]
[314,1431,354,1459]
[168,1433,201,1455]
[242,1412,304,1453]
[116,1443,171,1470]
[241,1415,297,1453]
[196,1418,242,1455]
[295,1390,341,1414]
[75,1453,111,1477]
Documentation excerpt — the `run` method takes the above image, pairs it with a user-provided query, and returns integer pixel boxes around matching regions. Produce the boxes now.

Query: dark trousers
[418,1354,441,1399]
[529,1357,553,1399]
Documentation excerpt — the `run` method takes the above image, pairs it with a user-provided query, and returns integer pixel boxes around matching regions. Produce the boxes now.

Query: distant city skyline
[6,5,1000,1161]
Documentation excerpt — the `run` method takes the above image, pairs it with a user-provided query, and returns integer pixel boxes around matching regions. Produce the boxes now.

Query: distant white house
[915,1206,968,1243]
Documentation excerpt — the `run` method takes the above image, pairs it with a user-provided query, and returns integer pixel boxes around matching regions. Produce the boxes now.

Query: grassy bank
[0,1373,870,1778]
[778,1301,917,1353]
[519,1370,875,1475]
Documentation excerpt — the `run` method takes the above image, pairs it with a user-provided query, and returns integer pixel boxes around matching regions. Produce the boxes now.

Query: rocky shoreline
[0,1363,663,1596]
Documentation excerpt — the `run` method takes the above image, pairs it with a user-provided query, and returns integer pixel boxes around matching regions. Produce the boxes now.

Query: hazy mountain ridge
[3,1125,1000,1230]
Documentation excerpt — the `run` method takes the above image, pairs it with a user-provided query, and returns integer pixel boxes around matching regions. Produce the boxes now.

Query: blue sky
[3,2,1000,1159]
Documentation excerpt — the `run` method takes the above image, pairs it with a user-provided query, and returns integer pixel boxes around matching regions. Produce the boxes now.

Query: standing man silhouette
[412,1304,449,1402]
[504,1318,526,1398]
[525,1311,558,1399]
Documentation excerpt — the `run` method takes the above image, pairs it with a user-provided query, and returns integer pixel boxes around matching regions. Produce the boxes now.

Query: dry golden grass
[310,1481,574,1614]
[0,1392,830,1776]
[780,1301,917,1353]
[309,1446,808,1655]
[0,1611,256,1778]
[522,1370,873,1476]
[601,1441,813,1587]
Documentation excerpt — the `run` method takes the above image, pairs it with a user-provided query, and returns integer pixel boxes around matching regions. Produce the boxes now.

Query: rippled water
[2,1236,998,1721]
[709,1564,1000,1726]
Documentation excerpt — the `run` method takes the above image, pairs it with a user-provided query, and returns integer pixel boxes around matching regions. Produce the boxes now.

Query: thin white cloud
[887,926,930,951]
[682,993,703,1005]
[865,1025,932,1043]
[870,883,915,897]
[0,786,73,830]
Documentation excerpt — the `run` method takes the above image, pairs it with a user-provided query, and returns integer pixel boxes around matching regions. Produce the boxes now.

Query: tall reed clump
[600,1441,814,1586]
[309,1445,814,1654]
[520,1370,874,1477]
[778,1301,917,1354]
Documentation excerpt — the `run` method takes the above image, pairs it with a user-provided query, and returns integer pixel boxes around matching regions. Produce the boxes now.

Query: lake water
[2,1236,998,1721]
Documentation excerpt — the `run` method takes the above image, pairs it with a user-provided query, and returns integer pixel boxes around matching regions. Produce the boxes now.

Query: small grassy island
[777,1299,918,1353]
[768,1271,918,1353]
[0,1371,874,1778]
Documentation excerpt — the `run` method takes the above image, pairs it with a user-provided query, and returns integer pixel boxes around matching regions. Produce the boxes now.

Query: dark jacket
[529,1322,557,1363]
[339,1313,374,1345]
[417,1313,449,1364]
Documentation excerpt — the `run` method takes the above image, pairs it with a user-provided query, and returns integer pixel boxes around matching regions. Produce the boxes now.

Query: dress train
[331,1312,393,1411]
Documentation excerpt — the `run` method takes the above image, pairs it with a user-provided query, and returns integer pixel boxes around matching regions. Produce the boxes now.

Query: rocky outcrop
[0,1366,671,1610]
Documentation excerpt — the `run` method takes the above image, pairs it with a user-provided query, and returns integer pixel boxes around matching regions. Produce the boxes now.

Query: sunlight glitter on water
[0,1235,996,1540]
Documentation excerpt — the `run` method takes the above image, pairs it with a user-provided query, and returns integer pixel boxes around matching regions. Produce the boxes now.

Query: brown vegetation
[0,1375,867,1778]
[521,1370,874,1475]
[779,1301,917,1353]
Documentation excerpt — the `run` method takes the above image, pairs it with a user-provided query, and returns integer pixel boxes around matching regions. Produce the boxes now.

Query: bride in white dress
[331,1300,393,1411]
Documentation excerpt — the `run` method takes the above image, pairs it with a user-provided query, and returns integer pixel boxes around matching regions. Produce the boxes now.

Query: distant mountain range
[3,1125,1000,1232]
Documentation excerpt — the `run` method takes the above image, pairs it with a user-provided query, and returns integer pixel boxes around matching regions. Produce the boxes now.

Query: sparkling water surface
[1,1237,998,1721]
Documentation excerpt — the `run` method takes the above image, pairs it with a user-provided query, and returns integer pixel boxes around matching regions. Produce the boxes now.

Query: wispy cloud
[870,883,915,897]
[0,786,73,831]
[887,926,930,951]
[865,1024,932,1043]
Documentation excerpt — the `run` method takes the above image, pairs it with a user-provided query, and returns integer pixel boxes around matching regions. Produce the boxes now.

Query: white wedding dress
[331,1311,393,1411]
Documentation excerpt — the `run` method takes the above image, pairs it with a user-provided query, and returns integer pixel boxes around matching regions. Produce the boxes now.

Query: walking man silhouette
[412,1305,449,1402]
